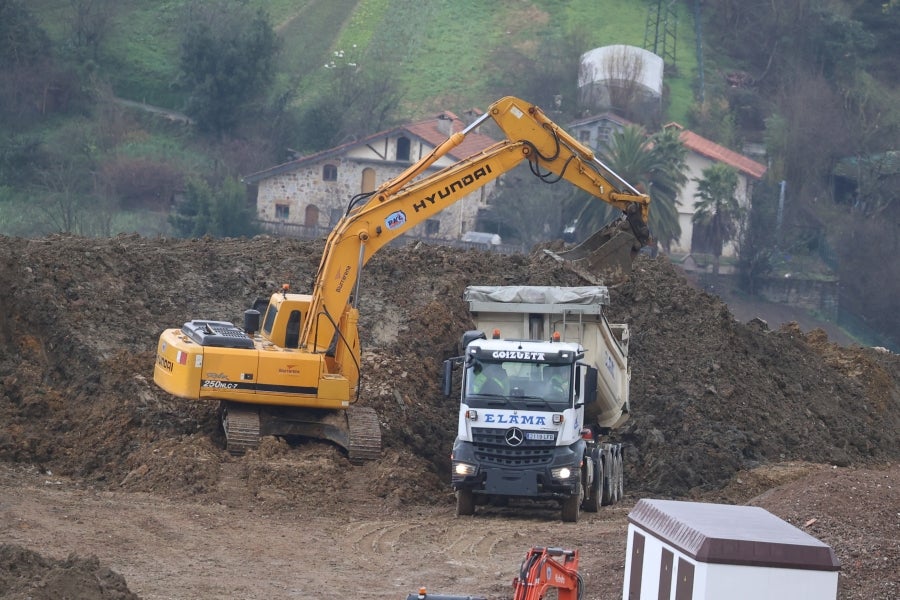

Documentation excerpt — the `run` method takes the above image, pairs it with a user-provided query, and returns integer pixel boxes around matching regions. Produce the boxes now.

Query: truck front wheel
[456,489,475,516]
[561,481,582,522]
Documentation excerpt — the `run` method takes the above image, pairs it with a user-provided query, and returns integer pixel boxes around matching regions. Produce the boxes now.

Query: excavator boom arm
[299,96,651,352]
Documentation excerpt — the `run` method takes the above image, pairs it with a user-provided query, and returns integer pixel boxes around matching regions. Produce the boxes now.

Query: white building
[566,116,767,261]
[579,45,664,120]
[668,123,767,259]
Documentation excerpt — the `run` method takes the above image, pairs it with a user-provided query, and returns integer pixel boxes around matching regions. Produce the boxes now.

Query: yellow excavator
[152,96,651,461]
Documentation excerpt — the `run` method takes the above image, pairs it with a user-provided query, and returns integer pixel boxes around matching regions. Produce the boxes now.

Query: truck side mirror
[442,359,455,397]
[459,330,486,352]
[583,366,598,405]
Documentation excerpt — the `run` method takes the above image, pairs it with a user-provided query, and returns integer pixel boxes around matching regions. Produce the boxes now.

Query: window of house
[329,208,344,227]
[361,167,376,193]
[396,137,411,162]
[579,130,591,144]
[425,219,440,236]
[275,204,290,220]
[597,125,612,146]
[323,164,338,181]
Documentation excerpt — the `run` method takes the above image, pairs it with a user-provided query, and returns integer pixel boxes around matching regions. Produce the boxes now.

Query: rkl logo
[385,211,406,230]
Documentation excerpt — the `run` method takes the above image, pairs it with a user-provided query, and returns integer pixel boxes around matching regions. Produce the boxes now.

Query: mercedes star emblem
[505,427,524,447]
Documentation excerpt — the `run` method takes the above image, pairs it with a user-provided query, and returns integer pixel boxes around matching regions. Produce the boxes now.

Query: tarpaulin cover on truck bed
[463,286,610,306]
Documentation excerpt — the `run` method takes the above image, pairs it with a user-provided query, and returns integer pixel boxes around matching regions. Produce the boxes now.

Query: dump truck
[443,285,629,522]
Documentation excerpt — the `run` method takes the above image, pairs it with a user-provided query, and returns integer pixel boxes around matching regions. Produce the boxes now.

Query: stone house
[567,112,632,152]
[566,116,767,260]
[242,111,499,241]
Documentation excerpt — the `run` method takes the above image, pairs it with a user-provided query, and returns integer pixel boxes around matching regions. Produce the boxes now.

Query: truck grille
[471,427,556,467]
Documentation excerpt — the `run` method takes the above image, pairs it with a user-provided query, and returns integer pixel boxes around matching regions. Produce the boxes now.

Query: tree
[477,163,571,245]
[68,0,115,63]
[178,2,279,134]
[170,177,259,238]
[565,125,685,252]
[692,163,741,276]
[295,46,401,152]
[484,28,589,122]
[34,156,93,234]
[0,0,50,67]
[736,180,779,294]
[0,0,55,124]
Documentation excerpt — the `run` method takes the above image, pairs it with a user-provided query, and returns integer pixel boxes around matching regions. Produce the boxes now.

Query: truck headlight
[453,462,478,476]
[551,466,572,480]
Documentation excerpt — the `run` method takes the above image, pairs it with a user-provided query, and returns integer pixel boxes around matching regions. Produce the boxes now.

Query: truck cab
[444,286,628,522]
[450,336,597,514]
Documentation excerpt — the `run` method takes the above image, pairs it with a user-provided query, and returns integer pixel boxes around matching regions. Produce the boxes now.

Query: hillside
[0,234,898,598]
[30,0,695,120]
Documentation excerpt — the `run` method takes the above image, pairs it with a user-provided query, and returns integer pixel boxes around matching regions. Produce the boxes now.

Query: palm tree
[692,163,741,275]
[564,124,686,251]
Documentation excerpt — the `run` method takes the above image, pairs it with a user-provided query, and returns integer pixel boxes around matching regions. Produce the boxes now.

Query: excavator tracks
[346,406,382,464]
[220,402,261,456]
[219,401,381,463]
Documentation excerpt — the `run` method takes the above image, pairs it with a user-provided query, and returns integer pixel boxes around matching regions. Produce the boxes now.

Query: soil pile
[0,234,898,597]
[1,234,897,500]
[0,543,138,599]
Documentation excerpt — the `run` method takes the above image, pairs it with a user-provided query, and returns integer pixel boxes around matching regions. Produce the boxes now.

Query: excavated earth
[0,234,898,599]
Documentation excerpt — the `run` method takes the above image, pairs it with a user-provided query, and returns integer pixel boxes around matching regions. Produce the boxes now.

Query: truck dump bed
[464,286,630,429]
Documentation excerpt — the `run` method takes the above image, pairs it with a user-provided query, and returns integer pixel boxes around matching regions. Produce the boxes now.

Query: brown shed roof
[628,499,840,571]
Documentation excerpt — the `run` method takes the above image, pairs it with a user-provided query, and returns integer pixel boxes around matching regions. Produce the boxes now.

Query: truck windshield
[464,360,572,411]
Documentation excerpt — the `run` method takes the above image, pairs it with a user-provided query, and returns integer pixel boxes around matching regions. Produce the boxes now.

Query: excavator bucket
[545,219,642,280]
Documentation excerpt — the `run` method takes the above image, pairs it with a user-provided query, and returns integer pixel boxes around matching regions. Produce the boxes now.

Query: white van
[461,231,502,246]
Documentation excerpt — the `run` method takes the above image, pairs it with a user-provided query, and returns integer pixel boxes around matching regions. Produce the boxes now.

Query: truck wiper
[525,399,555,410]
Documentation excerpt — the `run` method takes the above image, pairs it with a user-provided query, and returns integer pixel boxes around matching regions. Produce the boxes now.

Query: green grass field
[5,1,700,238]
[29,0,698,122]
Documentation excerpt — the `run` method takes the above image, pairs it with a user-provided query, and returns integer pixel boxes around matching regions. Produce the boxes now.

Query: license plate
[526,432,554,441]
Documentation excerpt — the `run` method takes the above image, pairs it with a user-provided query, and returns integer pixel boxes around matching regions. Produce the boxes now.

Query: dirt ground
[1,234,898,599]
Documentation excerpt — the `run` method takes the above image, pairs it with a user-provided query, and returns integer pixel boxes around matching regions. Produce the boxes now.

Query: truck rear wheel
[601,454,615,506]
[561,481,581,522]
[615,451,625,501]
[456,489,475,516]
[582,458,602,513]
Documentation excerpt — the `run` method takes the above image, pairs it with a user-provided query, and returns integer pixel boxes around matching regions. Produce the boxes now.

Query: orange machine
[512,546,582,600]
[406,546,582,600]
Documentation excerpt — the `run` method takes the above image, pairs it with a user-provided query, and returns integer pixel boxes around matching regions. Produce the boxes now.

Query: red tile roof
[405,111,497,160]
[667,124,767,179]
[243,112,497,183]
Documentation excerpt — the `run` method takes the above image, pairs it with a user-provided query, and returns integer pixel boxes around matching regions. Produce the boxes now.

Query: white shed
[623,499,840,600]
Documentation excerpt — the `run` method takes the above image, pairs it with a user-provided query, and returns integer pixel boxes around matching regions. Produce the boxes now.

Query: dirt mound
[1,234,899,598]
[1,234,898,506]
[0,543,139,599]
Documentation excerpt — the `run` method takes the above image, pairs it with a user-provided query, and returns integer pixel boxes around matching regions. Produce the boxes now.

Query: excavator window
[285,310,301,348]
[262,304,277,336]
